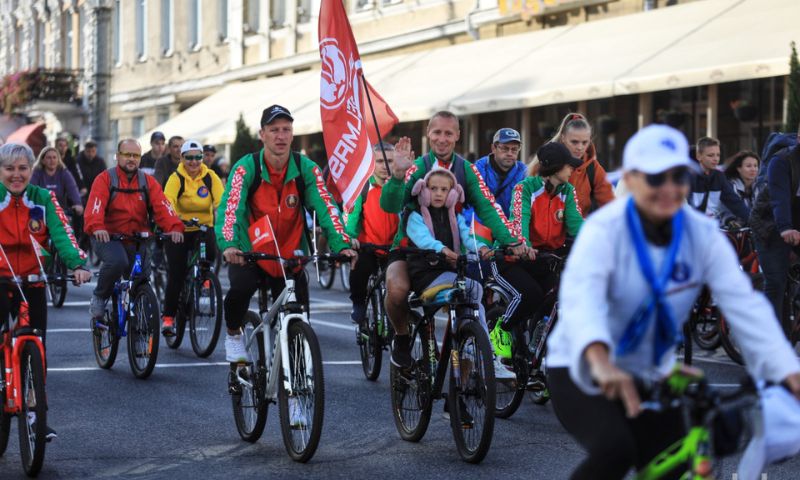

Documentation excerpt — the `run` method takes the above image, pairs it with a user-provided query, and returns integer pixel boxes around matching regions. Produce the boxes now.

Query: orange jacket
[568,144,615,217]
[84,167,184,236]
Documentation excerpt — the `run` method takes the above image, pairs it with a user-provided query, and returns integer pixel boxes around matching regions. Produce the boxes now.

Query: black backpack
[175,170,215,204]
[107,168,154,225]
[750,147,800,242]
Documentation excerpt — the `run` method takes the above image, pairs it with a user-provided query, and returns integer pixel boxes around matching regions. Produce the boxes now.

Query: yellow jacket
[164,163,224,231]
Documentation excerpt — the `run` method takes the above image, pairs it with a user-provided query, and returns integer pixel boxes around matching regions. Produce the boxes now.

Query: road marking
[49,360,362,372]
[61,301,90,307]
[49,328,90,333]
[310,319,353,331]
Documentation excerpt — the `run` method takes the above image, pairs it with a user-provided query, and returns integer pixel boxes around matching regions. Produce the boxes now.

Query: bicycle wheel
[448,320,495,463]
[153,266,167,312]
[718,317,744,365]
[127,285,160,379]
[527,318,550,406]
[359,287,383,381]
[278,319,324,463]
[93,299,120,369]
[340,262,351,291]
[682,321,693,366]
[390,313,433,442]
[48,254,68,308]
[0,352,10,456]
[190,271,223,358]
[487,305,523,418]
[691,309,721,350]
[231,311,268,442]
[166,288,188,350]
[317,260,335,290]
[18,342,47,476]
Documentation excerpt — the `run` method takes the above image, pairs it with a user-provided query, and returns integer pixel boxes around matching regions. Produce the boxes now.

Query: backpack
[750,147,800,242]
[423,152,467,192]
[757,132,799,185]
[175,170,215,204]
[107,168,154,224]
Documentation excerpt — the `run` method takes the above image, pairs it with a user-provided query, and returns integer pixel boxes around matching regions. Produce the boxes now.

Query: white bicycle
[228,251,347,463]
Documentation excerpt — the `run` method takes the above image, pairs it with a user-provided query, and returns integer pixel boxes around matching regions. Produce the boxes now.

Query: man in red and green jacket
[215,105,357,365]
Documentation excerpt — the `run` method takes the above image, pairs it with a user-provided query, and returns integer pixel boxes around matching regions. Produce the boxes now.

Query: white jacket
[547,198,800,394]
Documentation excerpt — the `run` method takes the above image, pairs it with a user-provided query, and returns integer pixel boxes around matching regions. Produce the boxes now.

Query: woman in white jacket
[546,124,800,479]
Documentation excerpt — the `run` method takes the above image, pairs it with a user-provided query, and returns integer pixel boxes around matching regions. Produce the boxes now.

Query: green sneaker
[490,320,513,360]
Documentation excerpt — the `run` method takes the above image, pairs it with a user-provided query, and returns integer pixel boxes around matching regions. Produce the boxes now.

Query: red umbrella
[6,122,46,156]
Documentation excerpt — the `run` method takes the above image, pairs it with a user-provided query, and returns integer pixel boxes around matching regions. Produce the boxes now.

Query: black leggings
[224,263,309,331]
[349,252,385,305]
[163,229,217,317]
[0,285,47,348]
[492,258,556,332]
[548,368,685,480]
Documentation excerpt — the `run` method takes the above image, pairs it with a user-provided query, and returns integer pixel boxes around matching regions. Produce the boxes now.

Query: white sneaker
[288,397,308,430]
[225,334,250,363]
[493,356,515,380]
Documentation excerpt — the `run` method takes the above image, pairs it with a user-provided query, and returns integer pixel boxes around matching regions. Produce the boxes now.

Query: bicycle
[44,242,68,309]
[485,251,566,418]
[633,365,760,480]
[164,219,223,358]
[91,233,162,379]
[389,248,495,464]
[0,273,74,476]
[780,261,800,348]
[355,243,393,381]
[228,251,347,462]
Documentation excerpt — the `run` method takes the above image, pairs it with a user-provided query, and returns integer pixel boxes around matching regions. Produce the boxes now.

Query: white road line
[61,301,90,307]
[49,360,361,372]
[310,319,353,331]
[49,328,90,333]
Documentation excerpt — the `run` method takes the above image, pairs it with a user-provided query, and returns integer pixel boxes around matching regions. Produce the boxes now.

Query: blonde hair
[551,112,591,144]
[34,146,65,171]
[426,169,455,189]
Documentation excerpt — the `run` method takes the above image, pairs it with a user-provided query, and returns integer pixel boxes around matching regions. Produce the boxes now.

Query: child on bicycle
[490,142,584,360]
[400,167,514,379]
[345,142,399,331]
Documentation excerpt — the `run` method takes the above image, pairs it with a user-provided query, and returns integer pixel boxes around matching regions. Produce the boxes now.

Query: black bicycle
[355,243,393,381]
[389,248,495,464]
[164,219,223,357]
[44,243,68,308]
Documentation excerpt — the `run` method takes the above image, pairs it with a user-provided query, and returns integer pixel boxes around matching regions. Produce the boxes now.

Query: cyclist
[31,146,84,218]
[345,141,399,330]
[490,142,584,360]
[546,124,800,479]
[161,139,224,336]
[55,135,85,196]
[0,143,92,440]
[215,105,357,366]
[202,144,228,182]
[84,139,184,325]
[380,111,528,369]
[75,140,106,200]
[140,131,166,177]
[718,150,761,227]
[688,136,750,223]
[154,136,184,187]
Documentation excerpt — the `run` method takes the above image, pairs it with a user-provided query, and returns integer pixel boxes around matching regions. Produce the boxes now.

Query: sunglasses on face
[643,167,692,188]
[183,155,203,161]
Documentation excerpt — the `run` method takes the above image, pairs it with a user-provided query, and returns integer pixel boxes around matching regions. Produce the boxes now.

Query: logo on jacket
[286,194,299,209]
[91,197,102,215]
[28,206,45,233]
[197,186,209,198]
[554,209,565,223]
[671,262,691,283]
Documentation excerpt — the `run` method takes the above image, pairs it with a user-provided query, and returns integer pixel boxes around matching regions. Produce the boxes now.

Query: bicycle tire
[153,267,167,312]
[359,287,383,381]
[166,288,188,350]
[18,342,47,476]
[0,352,10,456]
[127,285,160,379]
[487,305,524,418]
[448,319,496,464]
[232,311,268,442]
[691,309,721,350]
[279,319,325,463]
[317,261,336,290]
[93,299,120,369]
[682,321,693,366]
[527,318,551,406]
[718,317,744,365]
[190,271,223,358]
[389,312,433,442]
[340,262,351,291]
[48,254,68,308]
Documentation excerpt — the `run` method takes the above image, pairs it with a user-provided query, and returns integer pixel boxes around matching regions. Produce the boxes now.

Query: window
[36,22,45,67]
[218,0,228,41]
[243,0,259,33]
[64,13,74,68]
[188,0,201,50]
[113,0,122,65]
[78,10,86,68]
[298,0,311,23]
[157,110,170,125]
[132,116,145,139]
[271,0,286,28]
[160,0,173,55]
[136,0,147,60]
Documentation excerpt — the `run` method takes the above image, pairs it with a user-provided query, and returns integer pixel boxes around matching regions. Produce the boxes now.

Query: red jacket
[84,167,184,236]
[569,143,615,217]
[345,182,399,246]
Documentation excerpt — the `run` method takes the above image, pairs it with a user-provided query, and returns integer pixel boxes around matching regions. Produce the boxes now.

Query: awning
[5,122,46,154]
[141,0,800,145]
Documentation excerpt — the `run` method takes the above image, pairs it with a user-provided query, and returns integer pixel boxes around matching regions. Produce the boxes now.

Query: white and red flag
[318,0,397,212]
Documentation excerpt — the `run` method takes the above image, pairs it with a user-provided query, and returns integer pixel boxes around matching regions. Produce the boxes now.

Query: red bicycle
[0,274,59,477]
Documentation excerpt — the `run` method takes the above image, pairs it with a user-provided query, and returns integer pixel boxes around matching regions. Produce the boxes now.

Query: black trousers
[224,263,309,331]
[163,229,217,317]
[493,258,556,331]
[0,285,48,348]
[548,368,685,480]
[349,252,385,305]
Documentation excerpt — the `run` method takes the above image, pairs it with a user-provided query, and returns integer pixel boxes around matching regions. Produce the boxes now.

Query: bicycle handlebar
[358,243,392,255]
[239,251,352,268]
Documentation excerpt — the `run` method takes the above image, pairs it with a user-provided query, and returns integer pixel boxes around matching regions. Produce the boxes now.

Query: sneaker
[350,303,367,326]
[288,397,308,430]
[493,356,515,380]
[225,334,250,363]
[390,334,414,369]
[46,425,57,442]
[89,295,106,319]
[490,320,513,360]
[161,316,176,337]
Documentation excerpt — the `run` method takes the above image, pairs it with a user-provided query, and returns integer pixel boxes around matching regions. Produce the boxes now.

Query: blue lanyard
[617,198,684,364]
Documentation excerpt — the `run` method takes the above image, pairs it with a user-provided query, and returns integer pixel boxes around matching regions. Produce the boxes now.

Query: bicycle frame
[635,427,711,480]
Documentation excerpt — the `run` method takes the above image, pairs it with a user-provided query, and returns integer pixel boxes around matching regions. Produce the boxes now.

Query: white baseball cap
[738,384,800,480]
[623,124,694,174]
[180,139,203,155]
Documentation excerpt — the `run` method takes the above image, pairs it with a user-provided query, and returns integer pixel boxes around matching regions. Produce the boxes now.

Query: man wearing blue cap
[473,128,527,219]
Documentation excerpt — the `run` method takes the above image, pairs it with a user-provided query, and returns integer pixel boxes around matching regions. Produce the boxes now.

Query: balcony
[0,69,83,115]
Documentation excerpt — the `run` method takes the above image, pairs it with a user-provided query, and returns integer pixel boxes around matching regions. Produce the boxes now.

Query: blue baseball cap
[493,128,521,144]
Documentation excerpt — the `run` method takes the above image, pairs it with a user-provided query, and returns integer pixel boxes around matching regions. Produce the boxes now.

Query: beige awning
[141,0,800,146]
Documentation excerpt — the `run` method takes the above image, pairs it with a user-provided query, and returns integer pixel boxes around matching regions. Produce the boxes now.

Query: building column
[521,108,532,163]
[228,0,244,69]
[0,15,9,74]
[286,0,298,56]
[638,92,653,130]
[467,114,479,157]
[87,2,112,160]
[706,84,718,138]
[260,0,273,62]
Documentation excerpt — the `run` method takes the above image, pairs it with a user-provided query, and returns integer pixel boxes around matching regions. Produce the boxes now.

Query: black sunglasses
[644,167,692,188]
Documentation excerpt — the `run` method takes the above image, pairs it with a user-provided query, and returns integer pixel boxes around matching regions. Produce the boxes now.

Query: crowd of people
[1,105,799,478]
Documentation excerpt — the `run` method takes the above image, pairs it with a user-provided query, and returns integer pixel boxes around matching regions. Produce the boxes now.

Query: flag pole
[360,73,391,173]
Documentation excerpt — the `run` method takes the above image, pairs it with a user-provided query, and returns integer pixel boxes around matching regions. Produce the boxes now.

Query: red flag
[361,78,398,146]
[319,0,397,212]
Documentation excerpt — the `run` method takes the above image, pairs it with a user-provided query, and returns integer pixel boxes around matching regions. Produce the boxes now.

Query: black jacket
[689,169,750,222]
[75,151,107,195]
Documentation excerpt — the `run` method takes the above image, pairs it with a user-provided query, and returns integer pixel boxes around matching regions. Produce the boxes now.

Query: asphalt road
[1,268,798,479]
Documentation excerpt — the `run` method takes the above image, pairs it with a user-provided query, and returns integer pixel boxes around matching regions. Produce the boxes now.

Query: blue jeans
[755,235,793,320]
[92,238,152,300]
